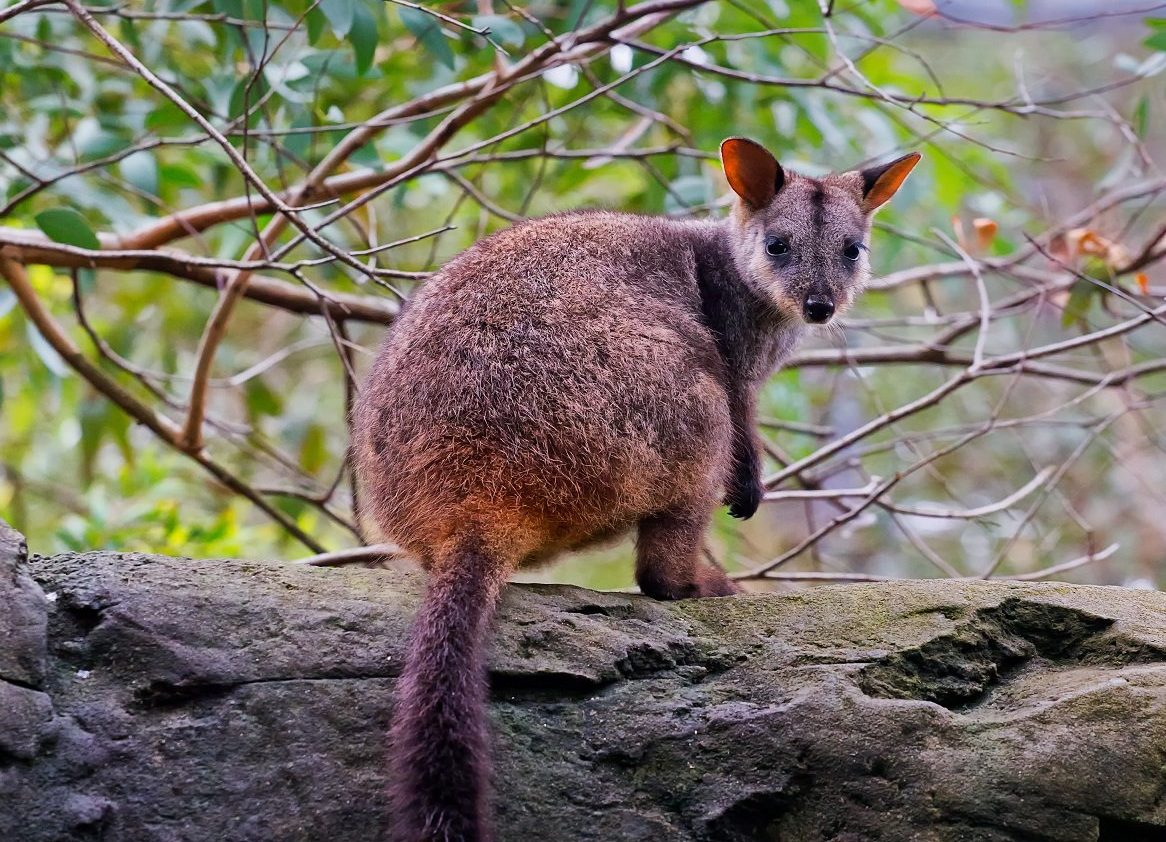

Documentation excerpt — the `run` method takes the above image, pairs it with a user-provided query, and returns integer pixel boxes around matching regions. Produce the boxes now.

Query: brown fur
[351,138,918,841]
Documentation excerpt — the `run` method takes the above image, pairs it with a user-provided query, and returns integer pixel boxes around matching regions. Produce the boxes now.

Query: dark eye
[766,236,790,257]
[843,243,863,261]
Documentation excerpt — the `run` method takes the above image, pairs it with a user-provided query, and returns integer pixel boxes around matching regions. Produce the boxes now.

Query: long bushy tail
[389,544,507,842]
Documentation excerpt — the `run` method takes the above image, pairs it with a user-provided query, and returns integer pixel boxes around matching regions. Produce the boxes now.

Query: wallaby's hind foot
[635,501,742,600]
[694,564,742,597]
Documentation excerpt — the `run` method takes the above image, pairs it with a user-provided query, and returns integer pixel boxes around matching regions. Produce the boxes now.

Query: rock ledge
[3,542,1165,841]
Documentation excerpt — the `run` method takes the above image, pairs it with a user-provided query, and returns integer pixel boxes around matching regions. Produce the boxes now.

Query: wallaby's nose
[803,294,835,324]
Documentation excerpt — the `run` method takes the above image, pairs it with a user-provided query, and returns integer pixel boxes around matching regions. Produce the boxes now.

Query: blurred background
[1,0,1164,590]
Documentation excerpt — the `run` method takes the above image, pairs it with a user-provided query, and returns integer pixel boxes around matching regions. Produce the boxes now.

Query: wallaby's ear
[859,152,921,212]
[721,137,785,209]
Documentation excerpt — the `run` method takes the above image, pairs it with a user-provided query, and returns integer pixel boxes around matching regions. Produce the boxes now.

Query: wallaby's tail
[389,543,508,842]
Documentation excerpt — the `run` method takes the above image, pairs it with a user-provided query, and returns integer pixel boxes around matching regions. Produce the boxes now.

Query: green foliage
[398,5,455,69]
[1,1,1162,587]
[1144,18,1166,51]
[35,209,100,250]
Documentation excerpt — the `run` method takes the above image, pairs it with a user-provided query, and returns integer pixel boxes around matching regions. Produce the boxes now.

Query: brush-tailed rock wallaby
[351,137,919,841]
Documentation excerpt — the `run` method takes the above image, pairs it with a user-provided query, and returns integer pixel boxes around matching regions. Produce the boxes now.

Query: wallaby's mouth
[803,294,835,324]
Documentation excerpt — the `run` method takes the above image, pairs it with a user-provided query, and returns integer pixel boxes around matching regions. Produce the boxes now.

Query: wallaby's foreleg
[635,502,741,599]
[723,388,763,520]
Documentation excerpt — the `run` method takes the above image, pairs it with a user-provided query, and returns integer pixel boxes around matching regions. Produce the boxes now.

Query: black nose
[803,294,835,324]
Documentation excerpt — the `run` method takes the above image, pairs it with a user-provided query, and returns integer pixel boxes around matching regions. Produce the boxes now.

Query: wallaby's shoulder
[409,210,723,322]
[445,209,718,277]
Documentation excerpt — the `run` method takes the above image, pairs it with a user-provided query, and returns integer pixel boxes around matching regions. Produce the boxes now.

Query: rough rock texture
[3,535,1166,841]
[0,518,45,688]
[0,519,53,778]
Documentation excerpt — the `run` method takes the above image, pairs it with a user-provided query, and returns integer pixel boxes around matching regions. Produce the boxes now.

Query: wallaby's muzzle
[803,293,835,324]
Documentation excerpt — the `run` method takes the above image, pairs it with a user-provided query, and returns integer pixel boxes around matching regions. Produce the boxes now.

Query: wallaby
[351,137,919,841]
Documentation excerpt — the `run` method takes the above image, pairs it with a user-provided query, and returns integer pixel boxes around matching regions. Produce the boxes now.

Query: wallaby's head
[720,137,919,325]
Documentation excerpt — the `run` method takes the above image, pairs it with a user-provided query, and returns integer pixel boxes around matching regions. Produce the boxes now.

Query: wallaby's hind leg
[635,501,741,599]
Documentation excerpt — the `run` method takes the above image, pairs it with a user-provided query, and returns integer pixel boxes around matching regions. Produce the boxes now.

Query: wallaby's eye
[843,243,864,262]
[765,236,790,257]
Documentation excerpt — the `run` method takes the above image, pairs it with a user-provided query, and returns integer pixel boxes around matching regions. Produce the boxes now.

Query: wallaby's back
[353,211,732,566]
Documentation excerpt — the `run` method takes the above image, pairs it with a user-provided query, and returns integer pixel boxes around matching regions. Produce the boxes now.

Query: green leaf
[472,14,524,48]
[284,113,314,161]
[245,378,283,418]
[305,5,326,44]
[1145,31,1166,52]
[109,408,134,467]
[300,423,326,474]
[320,0,355,37]
[145,101,187,133]
[119,17,141,51]
[399,6,454,70]
[212,0,244,19]
[75,129,123,161]
[79,398,106,485]
[26,323,70,377]
[229,74,270,122]
[350,2,379,75]
[35,208,100,250]
[240,0,266,23]
[565,0,599,30]
[348,137,380,168]
[1133,97,1149,138]
[119,151,159,196]
[159,163,203,190]
[1061,280,1096,328]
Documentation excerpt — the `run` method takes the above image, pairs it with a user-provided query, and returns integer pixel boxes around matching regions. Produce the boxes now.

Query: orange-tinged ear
[860,152,921,212]
[720,137,784,209]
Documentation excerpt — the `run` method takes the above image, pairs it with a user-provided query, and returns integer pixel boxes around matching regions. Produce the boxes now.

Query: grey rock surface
[0,518,53,784]
[3,546,1166,841]
[0,516,45,688]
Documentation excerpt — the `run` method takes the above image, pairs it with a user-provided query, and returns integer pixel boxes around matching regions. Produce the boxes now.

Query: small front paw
[724,479,763,520]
